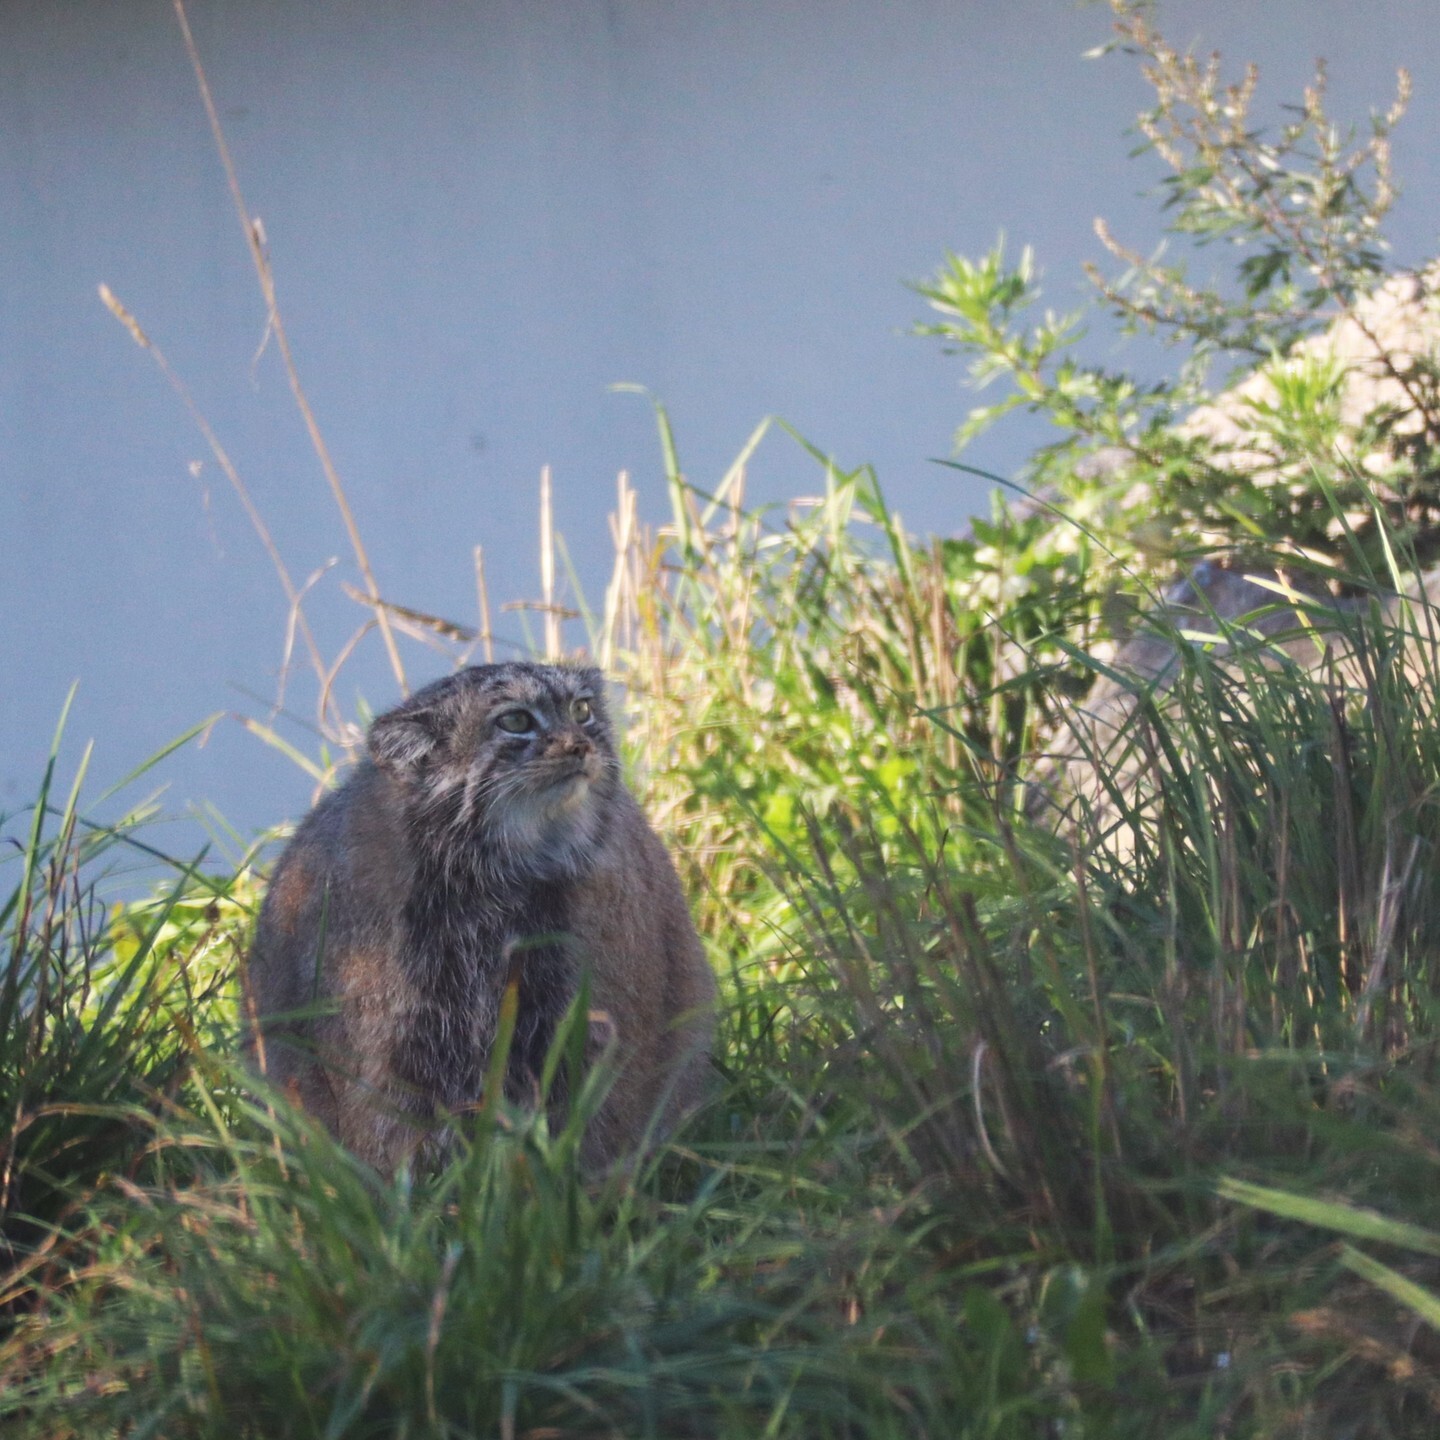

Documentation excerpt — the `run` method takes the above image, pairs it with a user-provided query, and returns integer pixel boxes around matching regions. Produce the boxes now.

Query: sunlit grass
[7,450,1440,1435]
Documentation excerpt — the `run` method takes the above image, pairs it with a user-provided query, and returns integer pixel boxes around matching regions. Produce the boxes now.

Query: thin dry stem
[601,472,638,671]
[172,0,408,697]
[540,466,559,660]
[474,546,495,665]
[96,283,334,730]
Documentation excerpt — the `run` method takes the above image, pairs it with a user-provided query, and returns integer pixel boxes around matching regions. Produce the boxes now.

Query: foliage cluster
[917,1,1439,585]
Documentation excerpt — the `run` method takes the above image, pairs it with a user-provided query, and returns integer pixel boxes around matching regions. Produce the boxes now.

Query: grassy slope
[5,455,1440,1438]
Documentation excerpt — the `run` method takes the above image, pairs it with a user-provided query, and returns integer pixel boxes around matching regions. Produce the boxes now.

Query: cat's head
[368,662,620,877]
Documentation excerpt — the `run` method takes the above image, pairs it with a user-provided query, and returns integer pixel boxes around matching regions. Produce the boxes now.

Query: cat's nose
[550,729,593,758]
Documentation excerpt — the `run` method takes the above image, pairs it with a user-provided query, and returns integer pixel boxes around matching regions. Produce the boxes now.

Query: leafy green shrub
[917,0,1435,579]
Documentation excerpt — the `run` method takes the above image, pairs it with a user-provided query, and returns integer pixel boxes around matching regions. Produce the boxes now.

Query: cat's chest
[400,881,569,998]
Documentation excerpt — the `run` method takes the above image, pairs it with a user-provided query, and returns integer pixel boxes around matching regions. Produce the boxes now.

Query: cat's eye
[569,697,593,724]
[495,709,535,735]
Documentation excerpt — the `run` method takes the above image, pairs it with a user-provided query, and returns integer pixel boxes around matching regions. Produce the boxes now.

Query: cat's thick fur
[245,663,714,1171]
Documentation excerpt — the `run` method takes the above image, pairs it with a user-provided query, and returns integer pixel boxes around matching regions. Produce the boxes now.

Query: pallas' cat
[245,662,715,1170]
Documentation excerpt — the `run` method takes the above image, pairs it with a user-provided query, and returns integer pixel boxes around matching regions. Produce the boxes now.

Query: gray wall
[4,0,1438,852]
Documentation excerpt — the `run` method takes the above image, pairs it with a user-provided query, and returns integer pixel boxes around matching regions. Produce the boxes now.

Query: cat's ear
[369,701,444,771]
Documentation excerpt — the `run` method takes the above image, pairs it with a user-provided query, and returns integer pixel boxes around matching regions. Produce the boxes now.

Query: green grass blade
[1340,1245,1440,1329]
[1218,1178,1440,1257]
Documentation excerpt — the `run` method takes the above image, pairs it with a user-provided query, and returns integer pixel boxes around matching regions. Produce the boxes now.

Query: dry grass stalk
[172,0,408,697]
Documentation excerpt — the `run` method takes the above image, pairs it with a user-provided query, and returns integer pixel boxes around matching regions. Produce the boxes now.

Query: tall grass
[10,447,1440,1434]
[0,696,241,1310]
